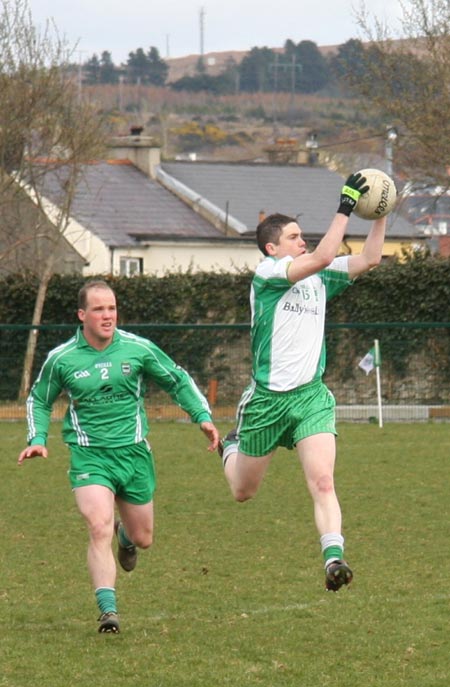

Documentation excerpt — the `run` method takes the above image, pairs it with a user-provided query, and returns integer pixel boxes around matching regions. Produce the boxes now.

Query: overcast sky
[28,0,403,64]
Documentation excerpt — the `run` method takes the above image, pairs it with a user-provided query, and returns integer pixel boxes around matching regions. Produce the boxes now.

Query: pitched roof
[37,160,225,246]
[161,161,417,239]
[35,157,418,247]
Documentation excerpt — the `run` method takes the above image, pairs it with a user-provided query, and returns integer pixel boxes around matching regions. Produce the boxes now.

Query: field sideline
[2,421,450,686]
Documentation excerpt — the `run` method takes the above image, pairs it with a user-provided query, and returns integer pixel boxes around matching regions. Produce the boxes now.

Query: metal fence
[1,322,449,422]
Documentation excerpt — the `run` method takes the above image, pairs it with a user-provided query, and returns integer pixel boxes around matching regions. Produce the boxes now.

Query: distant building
[10,132,424,277]
[400,181,450,256]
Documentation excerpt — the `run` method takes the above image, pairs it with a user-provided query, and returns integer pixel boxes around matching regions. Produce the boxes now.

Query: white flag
[359,340,383,428]
[359,341,381,375]
[358,347,375,375]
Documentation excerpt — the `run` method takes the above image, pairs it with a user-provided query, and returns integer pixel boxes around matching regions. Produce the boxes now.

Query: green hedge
[0,271,253,324]
[327,250,450,379]
[1,251,450,399]
[2,252,449,325]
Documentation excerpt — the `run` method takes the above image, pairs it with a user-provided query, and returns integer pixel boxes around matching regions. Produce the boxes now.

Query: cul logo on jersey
[121,362,131,375]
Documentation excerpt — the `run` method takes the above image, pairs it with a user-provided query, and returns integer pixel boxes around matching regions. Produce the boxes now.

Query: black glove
[337,172,370,217]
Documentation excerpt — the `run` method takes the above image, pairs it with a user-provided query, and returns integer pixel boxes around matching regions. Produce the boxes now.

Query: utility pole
[199,6,205,59]
[385,125,398,176]
[77,50,86,103]
[269,53,279,139]
[289,55,301,132]
[269,55,302,134]
[118,75,124,112]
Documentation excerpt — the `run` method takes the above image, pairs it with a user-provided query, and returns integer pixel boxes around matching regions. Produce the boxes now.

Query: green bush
[1,251,450,399]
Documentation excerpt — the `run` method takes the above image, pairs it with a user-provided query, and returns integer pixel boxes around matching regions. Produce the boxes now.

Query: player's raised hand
[337,172,370,217]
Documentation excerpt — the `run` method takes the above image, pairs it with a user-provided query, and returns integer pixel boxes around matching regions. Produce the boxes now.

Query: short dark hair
[78,280,115,310]
[256,213,297,255]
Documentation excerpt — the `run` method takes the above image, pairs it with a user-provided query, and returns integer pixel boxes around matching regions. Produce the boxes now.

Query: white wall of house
[63,219,113,274]
[55,211,425,277]
[104,241,262,277]
[82,233,115,274]
[72,234,262,277]
[79,236,421,277]
[60,209,261,277]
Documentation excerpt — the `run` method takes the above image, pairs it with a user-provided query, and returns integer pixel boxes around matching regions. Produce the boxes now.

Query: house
[18,131,424,277]
[399,181,450,257]
[159,159,422,259]
[32,150,259,277]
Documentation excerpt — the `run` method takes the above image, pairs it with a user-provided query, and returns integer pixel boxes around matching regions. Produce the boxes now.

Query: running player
[18,280,219,633]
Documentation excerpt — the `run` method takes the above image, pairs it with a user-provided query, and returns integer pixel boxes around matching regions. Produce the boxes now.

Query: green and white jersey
[250,255,352,391]
[27,327,212,448]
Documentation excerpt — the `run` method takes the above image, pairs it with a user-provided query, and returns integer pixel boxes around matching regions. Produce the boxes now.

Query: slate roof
[161,161,417,239]
[35,157,418,248]
[37,160,225,246]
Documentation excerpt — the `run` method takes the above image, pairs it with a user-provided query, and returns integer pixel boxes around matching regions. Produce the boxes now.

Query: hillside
[165,44,340,83]
[87,82,386,170]
[85,40,389,167]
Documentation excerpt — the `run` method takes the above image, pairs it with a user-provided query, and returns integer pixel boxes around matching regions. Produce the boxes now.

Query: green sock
[320,533,344,565]
[118,522,134,548]
[95,587,117,614]
[323,545,343,564]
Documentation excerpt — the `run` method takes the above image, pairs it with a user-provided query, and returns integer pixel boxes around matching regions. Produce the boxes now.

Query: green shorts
[236,379,336,457]
[68,440,156,505]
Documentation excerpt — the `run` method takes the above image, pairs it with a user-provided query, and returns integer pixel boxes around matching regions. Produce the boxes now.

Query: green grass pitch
[1,421,450,686]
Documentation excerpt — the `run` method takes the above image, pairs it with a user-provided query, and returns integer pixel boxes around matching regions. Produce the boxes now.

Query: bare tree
[0,0,107,398]
[344,0,450,186]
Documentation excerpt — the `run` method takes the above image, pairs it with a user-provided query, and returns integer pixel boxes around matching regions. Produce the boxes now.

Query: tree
[284,40,330,93]
[126,46,168,86]
[345,0,450,185]
[170,69,237,95]
[238,46,276,92]
[84,53,101,84]
[330,39,368,88]
[0,0,107,398]
[99,50,118,84]
[147,46,168,86]
[127,47,149,84]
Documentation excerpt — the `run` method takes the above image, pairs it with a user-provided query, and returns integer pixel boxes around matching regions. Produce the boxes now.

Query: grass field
[2,421,450,686]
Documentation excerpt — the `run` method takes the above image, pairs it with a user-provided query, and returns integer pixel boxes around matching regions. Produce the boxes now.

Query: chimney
[258,210,266,224]
[108,127,161,179]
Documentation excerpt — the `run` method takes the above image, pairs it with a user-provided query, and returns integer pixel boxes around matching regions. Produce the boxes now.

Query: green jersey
[250,255,351,391]
[27,327,212,448]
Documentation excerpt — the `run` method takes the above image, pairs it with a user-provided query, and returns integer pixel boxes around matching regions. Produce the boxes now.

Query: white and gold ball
[354,168,397,220]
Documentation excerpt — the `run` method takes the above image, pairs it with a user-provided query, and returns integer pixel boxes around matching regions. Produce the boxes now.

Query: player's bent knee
[231,485,257,502]
[139,538,153,550]
[133,530,153,549]
[130,528,153,549]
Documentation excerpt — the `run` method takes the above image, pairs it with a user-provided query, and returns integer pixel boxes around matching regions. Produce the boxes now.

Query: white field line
[142,591,450,624]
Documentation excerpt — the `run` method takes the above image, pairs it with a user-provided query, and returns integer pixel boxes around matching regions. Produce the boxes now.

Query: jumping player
[219,173,387,591]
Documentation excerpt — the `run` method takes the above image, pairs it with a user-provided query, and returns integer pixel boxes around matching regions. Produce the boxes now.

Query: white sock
[222,442,238,466]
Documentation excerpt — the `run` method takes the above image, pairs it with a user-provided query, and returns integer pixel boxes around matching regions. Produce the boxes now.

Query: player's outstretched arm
[287,172,369,283]
[18,444,48,465]
[347,216,387,279]
[200,421,219,452]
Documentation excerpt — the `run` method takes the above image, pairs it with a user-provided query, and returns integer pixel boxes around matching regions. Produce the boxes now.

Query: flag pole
[374,339,383,428]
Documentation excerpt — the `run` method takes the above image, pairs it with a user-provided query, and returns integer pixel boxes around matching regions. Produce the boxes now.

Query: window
[119,257,143,276]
